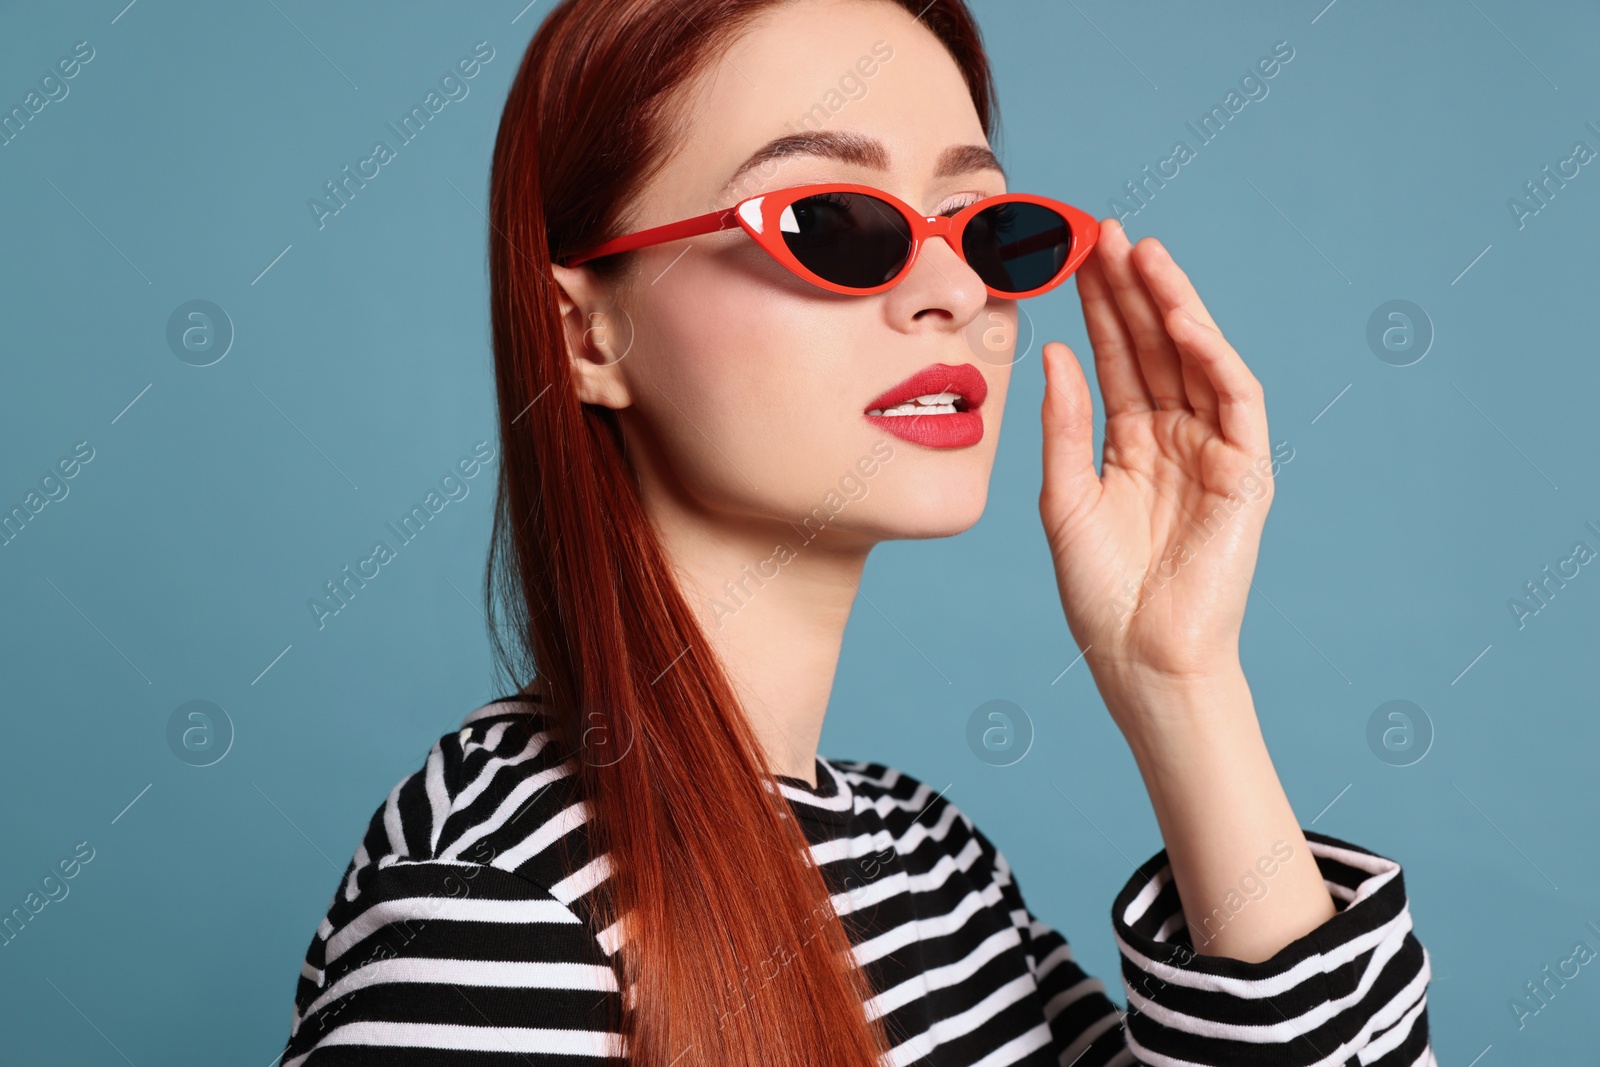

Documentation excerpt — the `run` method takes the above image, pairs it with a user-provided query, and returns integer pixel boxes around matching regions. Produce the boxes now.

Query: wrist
[1113,677,1278,845]
[1095,661,1258,765]
[1094,656,1249,715]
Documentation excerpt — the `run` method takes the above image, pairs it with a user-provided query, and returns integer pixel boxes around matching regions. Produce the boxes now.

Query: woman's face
[561,0,1014,548]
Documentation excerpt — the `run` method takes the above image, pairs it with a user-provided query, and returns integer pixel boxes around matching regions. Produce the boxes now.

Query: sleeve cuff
[1108,830,1432,1066]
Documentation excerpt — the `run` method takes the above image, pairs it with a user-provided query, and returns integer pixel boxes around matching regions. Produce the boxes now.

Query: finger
[1130,236,1220,330]
[1163,305,1268,453]
[1132,238,1255,430]
[1178,342,1221,427]
[1095,218,1190,413]
[1039,340,1103,523]
[1073,237,1155,419]
[1120,238,1220,421]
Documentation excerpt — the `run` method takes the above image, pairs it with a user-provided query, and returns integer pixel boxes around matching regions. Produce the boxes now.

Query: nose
[882,215,988,330]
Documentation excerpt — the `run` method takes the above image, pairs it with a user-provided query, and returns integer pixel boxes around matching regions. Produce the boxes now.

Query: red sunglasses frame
[559,182,1100,299]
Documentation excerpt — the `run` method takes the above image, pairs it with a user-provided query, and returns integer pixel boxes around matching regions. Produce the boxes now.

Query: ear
[550,262,634,411]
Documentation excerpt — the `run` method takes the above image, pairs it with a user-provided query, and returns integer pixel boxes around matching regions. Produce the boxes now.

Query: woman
[279,1,1433,1064]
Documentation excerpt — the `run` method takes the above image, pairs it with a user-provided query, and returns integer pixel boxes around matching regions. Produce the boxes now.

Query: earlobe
[550,263,634,410]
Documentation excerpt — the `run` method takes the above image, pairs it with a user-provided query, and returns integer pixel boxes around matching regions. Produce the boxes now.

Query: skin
[546,0,1335,964]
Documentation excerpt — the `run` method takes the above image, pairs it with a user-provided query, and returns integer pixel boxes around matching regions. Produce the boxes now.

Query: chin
[864,483,990,541]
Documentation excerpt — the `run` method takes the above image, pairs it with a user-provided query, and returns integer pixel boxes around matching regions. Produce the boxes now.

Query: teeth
[867,392,963,417]
[870,404,958,417]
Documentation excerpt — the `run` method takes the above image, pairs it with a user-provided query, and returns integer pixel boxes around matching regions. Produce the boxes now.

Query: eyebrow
[719,129,1006,198]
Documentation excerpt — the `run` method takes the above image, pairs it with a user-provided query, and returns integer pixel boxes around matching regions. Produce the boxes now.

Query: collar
[772,756,855,831]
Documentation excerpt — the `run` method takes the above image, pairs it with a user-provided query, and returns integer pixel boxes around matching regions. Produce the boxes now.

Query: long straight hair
[484,2,996,1063]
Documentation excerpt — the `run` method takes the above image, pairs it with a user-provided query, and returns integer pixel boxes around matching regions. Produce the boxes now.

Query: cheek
[620,259,1013,537]
[627,264,867,504]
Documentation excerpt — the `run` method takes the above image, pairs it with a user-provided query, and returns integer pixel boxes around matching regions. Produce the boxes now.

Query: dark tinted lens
[962,200,1072,294]
[778,192,913,289]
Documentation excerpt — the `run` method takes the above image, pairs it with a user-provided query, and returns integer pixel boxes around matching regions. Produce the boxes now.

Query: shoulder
[829,757,981,834]
[827,757,1006,877]
[339,693,600,909]
[282,695,626,1060]
[831,757,951,813]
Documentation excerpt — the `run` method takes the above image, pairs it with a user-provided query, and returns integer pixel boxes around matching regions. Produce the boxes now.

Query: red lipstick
[863,362,988,449]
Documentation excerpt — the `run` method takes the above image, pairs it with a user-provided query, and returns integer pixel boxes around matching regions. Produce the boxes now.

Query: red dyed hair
[483,2,997,1063]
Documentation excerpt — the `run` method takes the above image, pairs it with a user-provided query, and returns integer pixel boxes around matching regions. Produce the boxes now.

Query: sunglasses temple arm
[561,206,742,267]
[996,225,1071,261]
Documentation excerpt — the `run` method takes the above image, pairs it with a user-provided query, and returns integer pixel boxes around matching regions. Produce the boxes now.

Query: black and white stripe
[279,695,1433,1065]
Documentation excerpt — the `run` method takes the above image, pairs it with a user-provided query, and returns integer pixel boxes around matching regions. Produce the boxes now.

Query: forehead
[641,0,992,216]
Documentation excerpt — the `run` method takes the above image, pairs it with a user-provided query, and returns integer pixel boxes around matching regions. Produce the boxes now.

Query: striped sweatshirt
[279,694,1434,1066]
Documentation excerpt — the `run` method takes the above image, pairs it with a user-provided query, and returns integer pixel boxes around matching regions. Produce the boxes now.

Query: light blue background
[3,0,1596,1062]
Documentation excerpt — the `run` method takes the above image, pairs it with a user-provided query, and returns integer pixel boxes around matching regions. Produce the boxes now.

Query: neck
[652,501,872,789]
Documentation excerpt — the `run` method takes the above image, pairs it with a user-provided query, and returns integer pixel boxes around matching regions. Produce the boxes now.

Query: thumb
[1040,340,1101,516]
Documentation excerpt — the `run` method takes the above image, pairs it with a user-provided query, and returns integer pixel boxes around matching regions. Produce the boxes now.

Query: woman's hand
[1039,217,1277,722]
[1036,219,1338,963]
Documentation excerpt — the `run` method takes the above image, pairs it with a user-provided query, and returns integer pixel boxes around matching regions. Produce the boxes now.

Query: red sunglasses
[559,182,1099,299]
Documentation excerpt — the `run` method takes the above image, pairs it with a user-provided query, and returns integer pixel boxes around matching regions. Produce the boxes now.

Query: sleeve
[278,859,628,1066]
[982,826,1137,1066]
[1111,829,1434,1066]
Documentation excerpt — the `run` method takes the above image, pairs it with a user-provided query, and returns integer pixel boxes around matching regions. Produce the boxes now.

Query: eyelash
[935,192,993,216]
[811,190,1003,220]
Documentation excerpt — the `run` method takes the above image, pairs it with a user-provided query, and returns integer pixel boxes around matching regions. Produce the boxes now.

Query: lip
[862,362,988,449]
